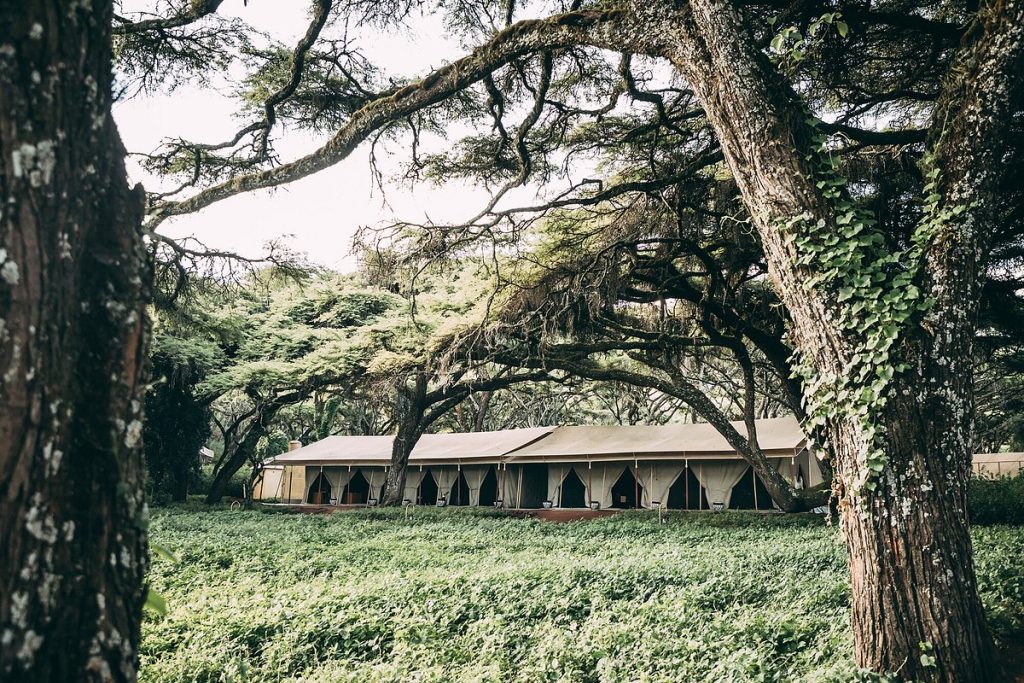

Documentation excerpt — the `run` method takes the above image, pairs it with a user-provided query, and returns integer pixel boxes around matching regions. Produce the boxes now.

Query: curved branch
[148,8,664,225]
[114,0,226,35]
[257,0,334,159]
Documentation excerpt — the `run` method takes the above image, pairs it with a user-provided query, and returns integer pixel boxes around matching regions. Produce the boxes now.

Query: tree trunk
[169,465,189,503]
[0,2,151,681]
[473,391,492,432]
[380,376,427,506]
[835,397,996,679]
[649,0,1023,677]
[205,400,283,504]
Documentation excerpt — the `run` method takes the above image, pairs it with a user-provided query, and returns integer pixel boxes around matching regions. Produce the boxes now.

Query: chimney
[288,440,302,452]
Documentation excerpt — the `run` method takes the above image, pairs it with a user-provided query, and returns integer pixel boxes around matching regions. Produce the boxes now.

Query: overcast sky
[114,1,504,271]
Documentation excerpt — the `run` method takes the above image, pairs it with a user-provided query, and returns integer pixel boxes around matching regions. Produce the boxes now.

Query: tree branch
[148,8,662,224]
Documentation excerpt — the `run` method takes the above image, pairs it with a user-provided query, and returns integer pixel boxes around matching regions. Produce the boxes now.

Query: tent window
[667,468,708,510]
[730,468,774,510]
[341,471,370,505]
[450,471,471,506]
[306,473,332,505]
[560,469,587,508]
[419,470,439,505]
[479,466,499,507]
[610,468,643,509]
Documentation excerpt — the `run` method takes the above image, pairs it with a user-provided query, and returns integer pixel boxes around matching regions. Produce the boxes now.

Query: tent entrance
[667,468,708,510]
[560,469,587,508]
[419,471,439,505]
[341,471,370,504]
[450,471,471,506]
[610,468,643,509]
[306,472,332,505]
[518,464,547,508]
[479,466,499,507]
[729,468,775,510]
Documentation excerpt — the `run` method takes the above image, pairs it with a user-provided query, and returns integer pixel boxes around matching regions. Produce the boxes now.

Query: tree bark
[0,2,151,681]
[834,396,997,679]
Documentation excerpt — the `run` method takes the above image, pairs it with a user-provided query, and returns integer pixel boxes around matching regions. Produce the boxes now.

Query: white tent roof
[505,416,806,462]
[271,435,392,466]
[269,427,555,466]
[410,427,554,461]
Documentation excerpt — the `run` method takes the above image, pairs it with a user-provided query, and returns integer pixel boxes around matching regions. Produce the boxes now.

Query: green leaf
[144,586,167,616]
[836,21,849,37]
[152,542,178,563]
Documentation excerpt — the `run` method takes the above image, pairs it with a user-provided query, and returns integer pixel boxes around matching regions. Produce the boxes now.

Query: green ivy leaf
[144,586,167,616]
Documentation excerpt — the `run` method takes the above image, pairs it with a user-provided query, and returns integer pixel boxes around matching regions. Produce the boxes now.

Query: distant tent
[256,417,842,511]
[973,453,1024,478]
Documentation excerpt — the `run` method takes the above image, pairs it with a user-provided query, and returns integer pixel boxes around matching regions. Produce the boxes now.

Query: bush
[140,507,1024,682]
[969,474,1024,525]
[190,465,249,500]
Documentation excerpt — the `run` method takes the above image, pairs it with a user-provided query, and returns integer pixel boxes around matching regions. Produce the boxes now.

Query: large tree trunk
[650,0,1024,678]
[835,394,995,678]
[0,2,151,681]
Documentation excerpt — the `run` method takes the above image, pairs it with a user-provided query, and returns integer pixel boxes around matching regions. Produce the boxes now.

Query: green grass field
[141,507,1024,682]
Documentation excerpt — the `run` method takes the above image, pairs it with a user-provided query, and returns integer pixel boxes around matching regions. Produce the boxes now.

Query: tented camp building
[253,416,824,511]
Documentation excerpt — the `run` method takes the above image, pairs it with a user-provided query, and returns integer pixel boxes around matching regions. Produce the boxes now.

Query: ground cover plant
[140,508,1024,682]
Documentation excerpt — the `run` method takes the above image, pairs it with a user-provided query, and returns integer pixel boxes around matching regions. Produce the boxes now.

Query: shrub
[969,474,1024,525]
[139,508,1024,682]
[191,465,249,500]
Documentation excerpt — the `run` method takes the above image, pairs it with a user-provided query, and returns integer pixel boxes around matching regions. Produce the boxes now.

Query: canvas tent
[501,417,810,509]
[251,416,1013,510]
[258,427,553,505]
[252,418,825,510]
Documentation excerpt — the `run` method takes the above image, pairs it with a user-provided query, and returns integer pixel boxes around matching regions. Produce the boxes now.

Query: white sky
[114,1,503,271]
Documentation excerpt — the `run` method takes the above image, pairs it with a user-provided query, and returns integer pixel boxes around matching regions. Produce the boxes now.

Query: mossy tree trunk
[0,1,151,680]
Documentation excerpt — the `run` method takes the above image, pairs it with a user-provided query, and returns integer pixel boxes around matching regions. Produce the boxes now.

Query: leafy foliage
[969,474,1024,526]
[140,508,1024,682]
[144,346,212,504]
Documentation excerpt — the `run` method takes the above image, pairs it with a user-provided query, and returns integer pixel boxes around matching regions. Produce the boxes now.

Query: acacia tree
[409,198,834,512]
[153,270,412,501]
[0,1,150,680]
[117,0,1022,678]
